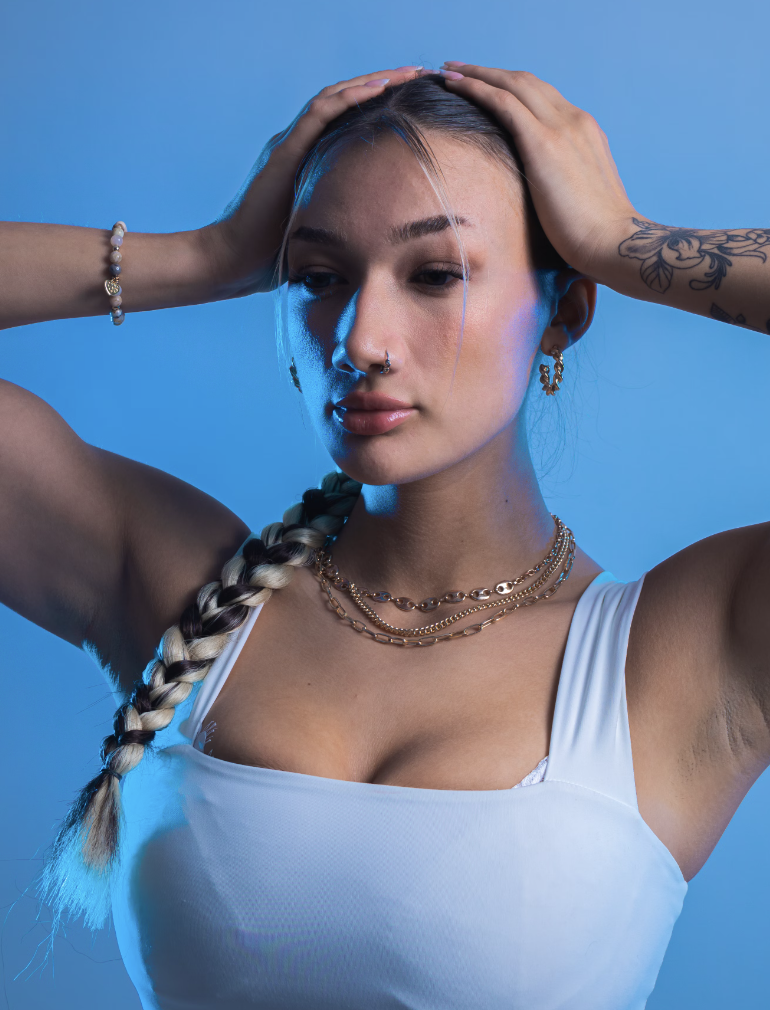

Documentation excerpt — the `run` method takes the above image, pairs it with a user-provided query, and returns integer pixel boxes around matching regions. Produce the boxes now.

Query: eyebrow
[289,225,347,248]
[288,215,471,249]
[389,214,470,244]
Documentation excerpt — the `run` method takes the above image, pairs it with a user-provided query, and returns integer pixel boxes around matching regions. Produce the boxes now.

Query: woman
[2,64,769,1008]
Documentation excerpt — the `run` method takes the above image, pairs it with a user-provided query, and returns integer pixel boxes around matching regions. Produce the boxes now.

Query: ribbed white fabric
[111,571,687,1009]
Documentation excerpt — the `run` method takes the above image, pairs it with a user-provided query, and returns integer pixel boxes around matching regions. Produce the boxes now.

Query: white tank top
[111,571,687,1009]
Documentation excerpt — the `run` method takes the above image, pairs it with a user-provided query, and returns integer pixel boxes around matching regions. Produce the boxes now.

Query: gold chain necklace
[344,514,568,614]
[313,521,577,647]
[320,532,571,637]
[318,514,566,612]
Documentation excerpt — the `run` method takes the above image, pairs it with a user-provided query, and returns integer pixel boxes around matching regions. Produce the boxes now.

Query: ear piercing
[539,346,564,396]
[289,357,303,393]
[380,350,391,375]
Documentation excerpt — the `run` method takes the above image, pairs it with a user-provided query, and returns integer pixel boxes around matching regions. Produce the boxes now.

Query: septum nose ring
[380,350,391,375]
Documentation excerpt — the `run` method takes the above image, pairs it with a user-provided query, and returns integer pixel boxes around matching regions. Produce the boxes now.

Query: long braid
[37,471,361,936]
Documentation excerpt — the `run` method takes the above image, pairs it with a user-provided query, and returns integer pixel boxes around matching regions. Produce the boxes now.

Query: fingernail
[365,78,390,87]
[442,61,467,67]
[439,69,464,80]
[395,65,422,71]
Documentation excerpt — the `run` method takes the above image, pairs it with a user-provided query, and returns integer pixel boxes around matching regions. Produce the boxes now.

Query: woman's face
[285,131,557,487]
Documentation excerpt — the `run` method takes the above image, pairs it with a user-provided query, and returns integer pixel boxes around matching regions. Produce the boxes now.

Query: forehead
[293,131,526,243]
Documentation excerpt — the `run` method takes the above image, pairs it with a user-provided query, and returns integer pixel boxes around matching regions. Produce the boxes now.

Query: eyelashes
[289,271,338,293]
[414,267,465,287]
[288,264,466,296]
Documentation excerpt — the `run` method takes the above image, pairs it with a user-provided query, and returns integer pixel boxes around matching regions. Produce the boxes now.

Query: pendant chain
[312,518,577,647]
[337,514,567,615]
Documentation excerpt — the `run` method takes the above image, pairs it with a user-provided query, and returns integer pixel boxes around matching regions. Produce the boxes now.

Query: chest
[114,753,684,1010]
[200,569,580,791]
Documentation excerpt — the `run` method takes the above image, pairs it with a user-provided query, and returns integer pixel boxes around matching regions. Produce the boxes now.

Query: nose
[331,285,400,379]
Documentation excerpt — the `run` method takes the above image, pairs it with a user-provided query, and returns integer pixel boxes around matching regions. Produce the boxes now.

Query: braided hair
[37,470,361,936]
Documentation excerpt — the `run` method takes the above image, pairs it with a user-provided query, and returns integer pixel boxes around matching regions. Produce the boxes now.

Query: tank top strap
[178,603,264,743]
[544,571,646,809]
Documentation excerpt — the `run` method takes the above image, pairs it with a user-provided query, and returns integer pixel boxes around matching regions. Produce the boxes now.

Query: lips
[333,391,415,436]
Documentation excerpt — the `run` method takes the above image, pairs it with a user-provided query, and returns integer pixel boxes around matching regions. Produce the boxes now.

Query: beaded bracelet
[104,221,127,326]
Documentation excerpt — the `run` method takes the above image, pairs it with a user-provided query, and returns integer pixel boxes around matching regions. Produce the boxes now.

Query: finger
[445,67,606,165]
[280,80,395,158]
[442,63,570,108]
[275,66,424,158]
[319,66,423,98]
[444,65,567,121]
[263,66,427,186]
[438,73,544,155]
[441,64,573,124]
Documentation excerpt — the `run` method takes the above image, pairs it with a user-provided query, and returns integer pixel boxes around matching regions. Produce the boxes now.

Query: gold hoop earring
[539,346,564,396]
[380,350,391,376]
[289,357,303,393]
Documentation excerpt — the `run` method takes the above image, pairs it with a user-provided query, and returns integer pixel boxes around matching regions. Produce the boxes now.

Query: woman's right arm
[0,68,418,681]
[0,378,127,645]
[0,376,252,680]
[0,222,226,329]
[0,67,420,331]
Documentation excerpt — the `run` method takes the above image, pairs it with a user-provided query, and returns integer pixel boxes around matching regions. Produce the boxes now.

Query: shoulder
[628,522,770,760]
[89,450,251,696]
[629,522,770,711]
[624,523,770,874]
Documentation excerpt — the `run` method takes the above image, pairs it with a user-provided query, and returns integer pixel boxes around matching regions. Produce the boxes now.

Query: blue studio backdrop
[1,1,769,1007]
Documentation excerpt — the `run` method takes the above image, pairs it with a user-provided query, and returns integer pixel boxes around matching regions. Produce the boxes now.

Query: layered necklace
[313,515,576,647]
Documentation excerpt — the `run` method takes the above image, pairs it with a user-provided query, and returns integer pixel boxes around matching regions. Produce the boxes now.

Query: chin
[325,428,469,488]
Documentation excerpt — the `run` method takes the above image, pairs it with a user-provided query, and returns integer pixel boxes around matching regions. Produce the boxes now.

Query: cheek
[287,293,326,356]
[406,301,473,378]
[287,288,343,374]
[457,275,545,410]
[285,297,331,411]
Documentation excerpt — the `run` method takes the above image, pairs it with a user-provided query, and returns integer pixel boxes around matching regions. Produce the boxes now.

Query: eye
[412,265,465,288]
[288,270,341,294]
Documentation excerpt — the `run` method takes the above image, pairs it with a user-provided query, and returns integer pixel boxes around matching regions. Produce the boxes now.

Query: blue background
[1,0,769,1006]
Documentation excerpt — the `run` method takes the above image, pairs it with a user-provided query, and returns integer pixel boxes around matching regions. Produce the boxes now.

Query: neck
[329,421,557,600]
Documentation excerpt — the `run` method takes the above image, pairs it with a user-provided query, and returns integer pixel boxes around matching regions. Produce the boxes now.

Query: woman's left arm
[442,63,770,786]
[441,63,770,334]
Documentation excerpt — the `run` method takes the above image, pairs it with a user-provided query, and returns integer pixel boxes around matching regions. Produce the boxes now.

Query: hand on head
[438,62,638,284]
[210,67,427,293]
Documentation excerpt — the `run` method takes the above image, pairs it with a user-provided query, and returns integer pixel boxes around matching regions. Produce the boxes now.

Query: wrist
[582,213,650,294]
[194,224,246,299]
[199,219,278,300]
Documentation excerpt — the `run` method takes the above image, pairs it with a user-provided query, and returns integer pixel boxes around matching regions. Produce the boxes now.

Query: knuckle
[305,97,325,118]
[572,107,595,127]
[537,126,562,153]
[499,92,520,115]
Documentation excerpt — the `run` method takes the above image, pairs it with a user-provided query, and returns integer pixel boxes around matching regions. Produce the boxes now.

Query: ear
[540,269,597,355]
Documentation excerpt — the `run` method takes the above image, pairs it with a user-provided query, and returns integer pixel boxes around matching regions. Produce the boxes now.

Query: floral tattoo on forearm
[618,218,770,293]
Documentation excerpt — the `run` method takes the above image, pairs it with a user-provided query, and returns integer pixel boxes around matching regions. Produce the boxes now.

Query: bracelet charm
[105,221,127,325]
